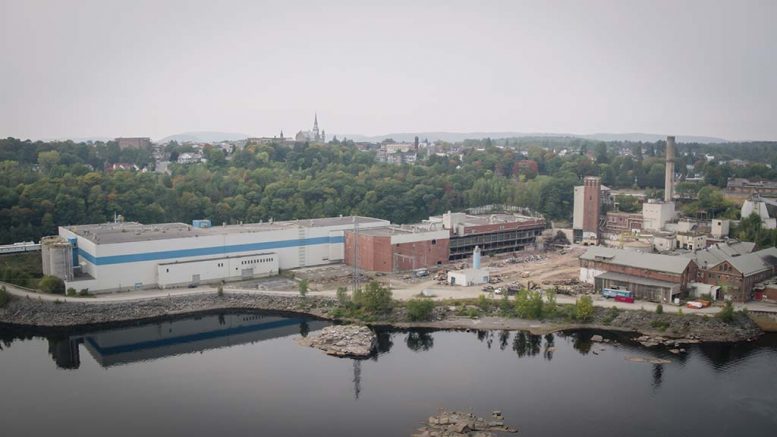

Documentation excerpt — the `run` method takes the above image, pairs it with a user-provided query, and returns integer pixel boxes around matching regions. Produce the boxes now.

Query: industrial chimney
[664,136,675,202]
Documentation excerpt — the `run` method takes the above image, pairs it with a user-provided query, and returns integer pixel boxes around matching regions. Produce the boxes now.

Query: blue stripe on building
[84,318,304,356]
[77,235,345,266]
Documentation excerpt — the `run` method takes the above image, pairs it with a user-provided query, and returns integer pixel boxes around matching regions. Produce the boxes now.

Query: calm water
[1,312,776,437]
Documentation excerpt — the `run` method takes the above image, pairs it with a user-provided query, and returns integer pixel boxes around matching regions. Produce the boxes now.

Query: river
[1,311,775,437]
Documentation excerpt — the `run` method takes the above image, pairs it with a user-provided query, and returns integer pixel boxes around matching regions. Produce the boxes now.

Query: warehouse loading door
[241,268,253,278]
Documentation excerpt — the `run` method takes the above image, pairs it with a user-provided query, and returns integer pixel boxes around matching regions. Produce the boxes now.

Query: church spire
[313,113,320,142]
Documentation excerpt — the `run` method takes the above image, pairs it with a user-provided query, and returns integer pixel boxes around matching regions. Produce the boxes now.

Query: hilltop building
[295,114,326,143]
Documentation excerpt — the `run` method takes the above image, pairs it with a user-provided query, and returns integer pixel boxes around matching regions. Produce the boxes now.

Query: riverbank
[0,291,763,343]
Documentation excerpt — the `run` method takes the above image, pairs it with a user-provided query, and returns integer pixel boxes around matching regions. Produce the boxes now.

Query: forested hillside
[1,137,776,244]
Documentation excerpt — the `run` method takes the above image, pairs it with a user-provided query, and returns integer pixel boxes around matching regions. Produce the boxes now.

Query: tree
[575,295,594,321]
[39,275,65,294]
[355,281,393,314]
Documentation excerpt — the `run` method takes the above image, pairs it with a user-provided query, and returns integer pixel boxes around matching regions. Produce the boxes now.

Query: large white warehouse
[52,216,389,293]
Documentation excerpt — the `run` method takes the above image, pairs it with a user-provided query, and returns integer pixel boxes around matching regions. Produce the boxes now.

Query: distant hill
[157,131,250,144]
[338,132,728,144]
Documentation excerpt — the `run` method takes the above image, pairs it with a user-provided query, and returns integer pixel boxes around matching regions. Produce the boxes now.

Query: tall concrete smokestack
[665,136,675,202]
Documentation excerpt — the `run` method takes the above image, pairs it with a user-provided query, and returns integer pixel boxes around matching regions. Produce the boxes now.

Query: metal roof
[682,241,757,269]
[580,246,693,274]
[726,247,777,276]
[65,216,388,244]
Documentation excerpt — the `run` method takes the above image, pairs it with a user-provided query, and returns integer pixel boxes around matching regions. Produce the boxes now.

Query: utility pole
[352,216,360,292]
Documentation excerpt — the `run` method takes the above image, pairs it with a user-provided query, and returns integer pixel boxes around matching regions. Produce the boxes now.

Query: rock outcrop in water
[297,325,376,358]
[413,410,518,436]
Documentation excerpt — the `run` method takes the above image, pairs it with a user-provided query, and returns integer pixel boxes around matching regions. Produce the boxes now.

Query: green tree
[355,281,393,314]
[39,275,65,294]
[575,295,594,322]
[717,300,735,323]
[406,298,434,321]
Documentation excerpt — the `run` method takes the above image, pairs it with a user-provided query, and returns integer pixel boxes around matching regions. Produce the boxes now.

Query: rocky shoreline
[0,292,763,343]
[297,325,376,358]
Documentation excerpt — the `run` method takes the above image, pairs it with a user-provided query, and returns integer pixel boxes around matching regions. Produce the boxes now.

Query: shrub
[39,275,65,295]
[477,294,491,312]
[499,293,513,316]
[677,307,683,316]
[406,298,435,321]
[651,320,670,331]
[603,306,619,325]
[544,290,558,317]
[355,281,393,314]
[298,278,309,298]
[655,304,663,314]
[66,287,77,297]
[575,295,594,322]
[515,290,544,319]
[78,289,90,297]
[336,287,349,306]
[717,300,735,323]
[0,285,10,308]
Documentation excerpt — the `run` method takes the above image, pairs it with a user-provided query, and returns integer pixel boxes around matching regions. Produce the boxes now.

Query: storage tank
[473,246,481,269]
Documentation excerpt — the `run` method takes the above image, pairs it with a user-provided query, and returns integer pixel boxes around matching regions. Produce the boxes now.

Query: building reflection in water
[47,313,328,369]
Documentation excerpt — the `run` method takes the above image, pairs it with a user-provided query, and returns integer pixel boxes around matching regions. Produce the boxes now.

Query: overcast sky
[1,0,775,141]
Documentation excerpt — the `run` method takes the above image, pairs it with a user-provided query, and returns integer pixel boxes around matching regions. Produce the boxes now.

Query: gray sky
[1,0,776,141]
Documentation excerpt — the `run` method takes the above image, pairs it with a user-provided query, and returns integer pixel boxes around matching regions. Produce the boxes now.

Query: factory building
[572,177,608,244]
[343,224,450,273]
[432,211,545,261]
[580,246,697,303]
[52,216,389,293]
[683,243,777,302]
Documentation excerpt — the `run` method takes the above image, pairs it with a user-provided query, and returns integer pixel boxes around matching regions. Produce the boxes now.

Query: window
[166,268,169,273]
[432,239,437,245]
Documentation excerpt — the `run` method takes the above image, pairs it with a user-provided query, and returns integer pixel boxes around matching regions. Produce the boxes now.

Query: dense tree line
[1,136,776,244]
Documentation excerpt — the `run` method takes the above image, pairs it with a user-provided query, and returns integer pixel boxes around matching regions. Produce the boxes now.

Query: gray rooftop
[681,241,757,269]
[65,216,388,244]
[580,246,693,275]
[727,247,777,276]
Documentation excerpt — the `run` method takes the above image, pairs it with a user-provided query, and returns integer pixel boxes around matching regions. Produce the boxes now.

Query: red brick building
[579,246,697,302]
[344,226,450,272]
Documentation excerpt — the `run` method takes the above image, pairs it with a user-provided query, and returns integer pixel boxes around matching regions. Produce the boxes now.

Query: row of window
[164,258,273,273]
[241,258,273,265]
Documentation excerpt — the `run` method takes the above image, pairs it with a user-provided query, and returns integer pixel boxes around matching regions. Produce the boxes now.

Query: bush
[39,275,65,295]
[0,285,10,308]
[66,287,77,297]
[298,278,309,298]
[499,293,513,316]
[515,290,544,319]
[477,294,491,312]
[717,300,735,323]
[651,320,670,331]
[406,298,435,321]
[544,290,558,317]
[603,306,619,325]
[575,295,594,322]
[655,304,663,314]
[336,287,349,306]
[78,289,90,297]
[354,281,393,314]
